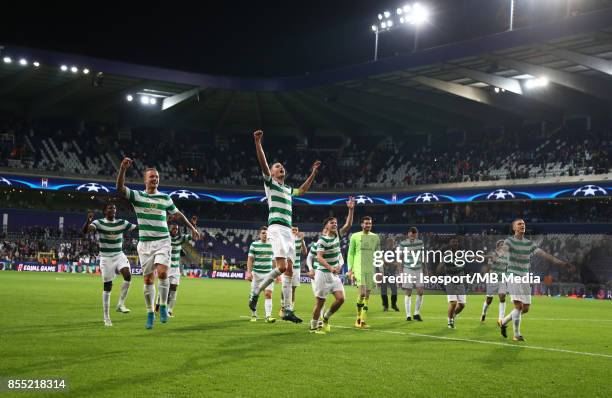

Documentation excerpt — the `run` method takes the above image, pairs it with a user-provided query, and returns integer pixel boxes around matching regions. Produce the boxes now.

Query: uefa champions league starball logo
[0,177,11,186]
[415,192,439,202]
[169,189,199,199]
[354,195,374,204]
[572,185,607,197]
[77,182,110,193]
[487,189,515,200]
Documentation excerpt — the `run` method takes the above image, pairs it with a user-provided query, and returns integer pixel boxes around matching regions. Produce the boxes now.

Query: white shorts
[169,266,181,285]
[99,253,130,283]
[252,272,275,292]
[291,268,301,287]
[447,295,467,304]
[137,238,171,276]
[267,224,296,263]
[508,281,532,304]
[402,268,424,289]
[486,281,507,297]
[313,270,344,299]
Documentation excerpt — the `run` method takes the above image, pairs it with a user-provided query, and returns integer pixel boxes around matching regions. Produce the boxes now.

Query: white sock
[512,309,522,337]
[503,308,518,326]
[143,284,155,312]
[168,290,177,312]
[310,319,318,329]
[254,268,282,295]
[158,278,169,306]
[499,302,506,320]
[482,300,490,315]
[118,280,130,306]
[265,298,273,318]
[320,306,325,319]
[415,295,423,315]
[448,317,453,324]
[405,295,412,317]
[281,275,293,311]
[102,291,111,320]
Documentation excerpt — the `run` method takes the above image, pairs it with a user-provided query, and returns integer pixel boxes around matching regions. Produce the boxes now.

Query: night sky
[1,0,590,77]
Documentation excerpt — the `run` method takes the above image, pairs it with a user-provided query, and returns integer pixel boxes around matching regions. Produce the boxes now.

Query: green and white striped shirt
[125,187,178,242]
[489,250,507,276]
[263,174,299,228]
[294,238,303,269]
[314,234,342,273]
[91,218,136,257]
[248,241,274,273]
[504,236,539,276]
[170,234,192,268]
[399,239,424,270]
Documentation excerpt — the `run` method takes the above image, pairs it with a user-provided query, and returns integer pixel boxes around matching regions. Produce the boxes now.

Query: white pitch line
[239,316,612,358]
[333,325,612,359]
[333,315,612,322]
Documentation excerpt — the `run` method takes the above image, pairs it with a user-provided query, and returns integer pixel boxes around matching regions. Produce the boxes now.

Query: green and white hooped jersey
[171,234,192,268]
[125,187,178,242]
[399,239,424,270]
[248,241,274,273]
[314,234,342,273]
[504,236,538,276]
[91,218,136,257]
[294,238,303,269]
[489,250,507,276]
[263,174,299,228]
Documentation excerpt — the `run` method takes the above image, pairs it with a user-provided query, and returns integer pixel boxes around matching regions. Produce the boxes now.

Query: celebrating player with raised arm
[498,219,573,341]
[83,203,137,327]
[116,157,201,329]
[310,197,355,334]
[248,130,321,324]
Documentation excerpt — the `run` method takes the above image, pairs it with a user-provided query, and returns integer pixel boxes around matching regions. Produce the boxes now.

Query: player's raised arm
[173,210,201,240]
[82,212,95,234]
[296,160,321,195]
[253,130,271,176]
[339,196,355,236]
[535,249,573,271]
[116,157,133,197]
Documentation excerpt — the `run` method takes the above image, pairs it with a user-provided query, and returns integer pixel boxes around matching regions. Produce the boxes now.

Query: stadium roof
[2,7,612,136]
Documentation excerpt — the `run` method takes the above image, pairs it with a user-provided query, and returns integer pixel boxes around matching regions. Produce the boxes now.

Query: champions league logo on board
[415,192,439,203]
[77,182,110,193]
[572,185,607,197]
[486,189,515,200]
[354,195,374,204]
[169,190,200,199]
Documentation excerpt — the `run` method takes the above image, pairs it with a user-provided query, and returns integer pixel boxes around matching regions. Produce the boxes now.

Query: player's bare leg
[321,290,345,333]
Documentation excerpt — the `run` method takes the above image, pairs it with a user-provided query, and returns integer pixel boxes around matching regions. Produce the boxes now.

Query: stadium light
[83,68,90,75]
[494,87,500,93]
[3,56,12,64]
[33,61,40,67]
[60,65,68,71]
[140,96,151,105]
[525,77,549,89]
[150,97,157,105]
[19,58,28,66]
[372,2,431,59]
[70,66,78,73]
[126,94,133,102]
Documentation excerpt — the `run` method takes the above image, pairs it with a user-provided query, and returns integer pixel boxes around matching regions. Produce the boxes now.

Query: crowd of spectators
[2,112,610,189]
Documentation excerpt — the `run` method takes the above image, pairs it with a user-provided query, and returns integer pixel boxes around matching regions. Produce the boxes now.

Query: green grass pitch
[0,272,610,397]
